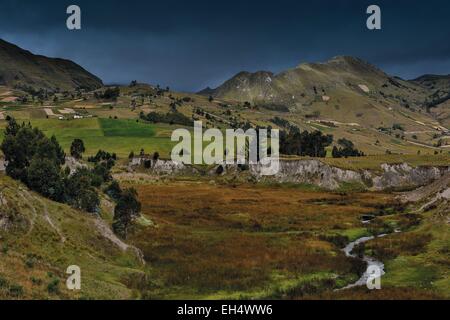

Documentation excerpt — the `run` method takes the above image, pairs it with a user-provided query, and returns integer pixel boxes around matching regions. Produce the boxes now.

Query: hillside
[0,174,143,299]
[412,74,450,93]
[195,56,450,155]
[0,39,103,92]
[201,56,431,108]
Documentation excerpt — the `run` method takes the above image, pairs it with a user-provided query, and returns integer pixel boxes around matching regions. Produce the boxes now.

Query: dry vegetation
[127,182,401,299]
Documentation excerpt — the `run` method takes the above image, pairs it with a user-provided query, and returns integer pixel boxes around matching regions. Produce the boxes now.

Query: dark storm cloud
[0,0,449,91]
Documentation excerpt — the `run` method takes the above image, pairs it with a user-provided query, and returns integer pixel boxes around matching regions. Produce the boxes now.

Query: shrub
[392,123,405,131]
[144,160,152,169]
[216,165,224,175]
[1,244,9,255]
[25,254,37,269]
[112,188,142,239]
[8,284,24,298]
[47,278,60,294]
[0,275,8,289]
[105,180,122,201]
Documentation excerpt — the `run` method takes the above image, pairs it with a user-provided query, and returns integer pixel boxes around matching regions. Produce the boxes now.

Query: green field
[0,118,179,158]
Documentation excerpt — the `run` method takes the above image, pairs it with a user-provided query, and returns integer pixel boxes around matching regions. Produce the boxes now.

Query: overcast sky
[1,0,449,92]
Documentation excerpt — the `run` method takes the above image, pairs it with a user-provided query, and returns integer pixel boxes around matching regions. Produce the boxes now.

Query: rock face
[249,160,366,190]
[250,160,449,191]
[130,157,195,175]
[372,163,446,190]
[131,158,449,191]
[64,156,87,174]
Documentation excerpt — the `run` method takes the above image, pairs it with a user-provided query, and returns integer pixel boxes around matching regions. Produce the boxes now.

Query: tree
[112,188,142,239]
[4,116,20,136]
[51,135,66,165]
[1,121,60,182]
[332,146,340,158]
[332,138,364,158]
[64,169,99,213]
[27,157,63,201]
[93,162,112,183]
[105,180,122,201]
[70,139,85,159]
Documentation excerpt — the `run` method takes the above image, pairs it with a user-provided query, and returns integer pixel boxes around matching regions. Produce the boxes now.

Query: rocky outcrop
[129,157,196,175]
[129,158,450,191]
[249,160,367,189]
[372,163,447,190]
[249,160,449,190]
[64,156,87,174]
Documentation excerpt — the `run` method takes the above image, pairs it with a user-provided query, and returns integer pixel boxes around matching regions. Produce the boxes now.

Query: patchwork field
[0,118,178,158]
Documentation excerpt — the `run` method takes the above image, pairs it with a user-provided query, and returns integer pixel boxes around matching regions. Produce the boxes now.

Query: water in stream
[340,234,386,289]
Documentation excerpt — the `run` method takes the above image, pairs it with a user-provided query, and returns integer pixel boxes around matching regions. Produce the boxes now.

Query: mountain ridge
[0,38,103,91]
[199,56,449,110]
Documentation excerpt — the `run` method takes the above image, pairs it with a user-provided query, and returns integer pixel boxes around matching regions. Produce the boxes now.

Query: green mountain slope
[0,39,103,92]
[201,56,431,109]
[0,174,143,300]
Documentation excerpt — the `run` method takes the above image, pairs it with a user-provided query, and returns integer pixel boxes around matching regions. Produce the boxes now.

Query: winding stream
[340,234,387,289]
[339,216,401,290]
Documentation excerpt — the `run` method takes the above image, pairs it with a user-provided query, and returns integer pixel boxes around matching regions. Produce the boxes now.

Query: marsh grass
[129,181,396,298]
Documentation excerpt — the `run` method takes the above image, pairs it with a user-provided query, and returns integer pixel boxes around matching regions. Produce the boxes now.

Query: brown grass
[128,182,395,297]
[366,232,433,260]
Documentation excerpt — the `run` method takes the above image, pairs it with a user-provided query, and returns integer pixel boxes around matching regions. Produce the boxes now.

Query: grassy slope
[365,209,449,298]
[0,174,143,300]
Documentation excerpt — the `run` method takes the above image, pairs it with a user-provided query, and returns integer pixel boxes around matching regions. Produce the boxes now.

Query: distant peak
[233,70,273,78]
[329,55,362,63]
[297,55,385,77]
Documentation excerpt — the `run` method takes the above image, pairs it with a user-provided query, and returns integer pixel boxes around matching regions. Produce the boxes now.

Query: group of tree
[331,138,365,158]
[139,111,192,126]
[94,87,120,101]
[1,117,110,213]
[2,117,143,238]
[279,126,333,157]
[87,150,117,185]
[271,117,293,129]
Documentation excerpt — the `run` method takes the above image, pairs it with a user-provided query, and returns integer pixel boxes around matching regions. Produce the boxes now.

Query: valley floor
[122,179,449,300]
[1,173,448,300]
